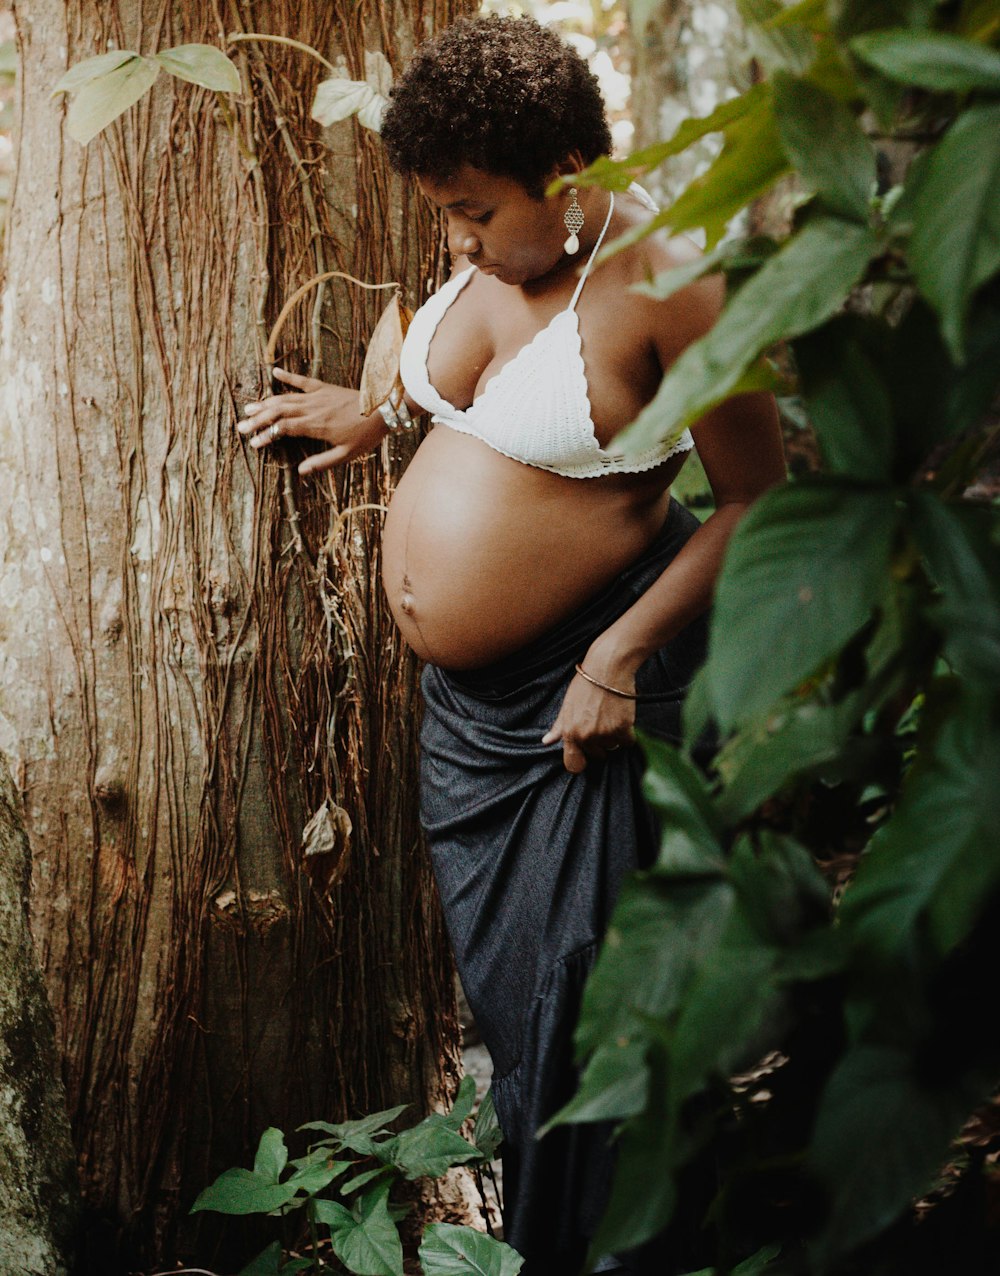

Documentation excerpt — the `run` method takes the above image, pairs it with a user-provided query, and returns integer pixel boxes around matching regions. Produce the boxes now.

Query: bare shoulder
[612,189,726,363]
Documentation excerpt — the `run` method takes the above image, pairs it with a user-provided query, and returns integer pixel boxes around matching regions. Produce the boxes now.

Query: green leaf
[50,49,137,97]
[912,496,1000,682]
[715,691,864,822]
[839,687,1000,957]
[64,54,160,144]
[339,1165,394,1196]
[472,1088,503,1160]
[570,84,770,199]
[734,1243,784,1274]
[382,1118,480,1179]
[446,1074,477,1128]
[909,102,1000,362]
[639,732,725,876]
[667,895,784,1107]
[850,29,1000,92]
[253,1127,288,1184]
[190,1167,299,1216]
[238,1242,283,1276]
[574,874,736,1058]
[794,318,894,483]
[419,1222,524,1276]
[155,43,241,93]
[705,479,899,729]
[616,216,878,455]
[807,1045,986,1265]
[586,1039,680,1261]
[772,71,876,221]
[657,91,791,248]
[299,1104,408,1155]
[318,1183,405,1276]
[540,1037,649,1134]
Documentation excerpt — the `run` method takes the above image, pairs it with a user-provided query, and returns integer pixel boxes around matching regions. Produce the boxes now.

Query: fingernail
[244,405,259,415]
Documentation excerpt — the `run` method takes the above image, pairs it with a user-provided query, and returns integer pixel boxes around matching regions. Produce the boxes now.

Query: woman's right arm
[239,366,420,475]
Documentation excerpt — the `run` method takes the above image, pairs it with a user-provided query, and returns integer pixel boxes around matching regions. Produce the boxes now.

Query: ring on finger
[269,422,281,443]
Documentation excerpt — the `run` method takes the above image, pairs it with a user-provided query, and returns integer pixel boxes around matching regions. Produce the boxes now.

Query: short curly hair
[380,15,612,198]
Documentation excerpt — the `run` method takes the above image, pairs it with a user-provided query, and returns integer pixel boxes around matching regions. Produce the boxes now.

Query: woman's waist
[431,496,701,698]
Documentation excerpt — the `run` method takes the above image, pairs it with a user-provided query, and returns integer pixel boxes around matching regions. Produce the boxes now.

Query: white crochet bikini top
[398,183,695,479]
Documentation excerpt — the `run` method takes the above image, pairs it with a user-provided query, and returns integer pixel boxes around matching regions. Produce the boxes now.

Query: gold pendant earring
[563,187,584,255]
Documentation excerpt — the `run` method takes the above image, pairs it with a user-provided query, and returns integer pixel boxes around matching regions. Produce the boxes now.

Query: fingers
[273,365,326,392]
[298,445,349,475]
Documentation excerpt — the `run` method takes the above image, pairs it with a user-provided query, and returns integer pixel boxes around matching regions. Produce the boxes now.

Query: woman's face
[417,164,572,287]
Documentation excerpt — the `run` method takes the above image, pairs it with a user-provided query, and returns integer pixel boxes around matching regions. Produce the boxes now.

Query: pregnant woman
[240,16,784,1274]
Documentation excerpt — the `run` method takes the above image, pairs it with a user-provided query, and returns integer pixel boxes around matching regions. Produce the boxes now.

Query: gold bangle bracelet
[574,663,642,701]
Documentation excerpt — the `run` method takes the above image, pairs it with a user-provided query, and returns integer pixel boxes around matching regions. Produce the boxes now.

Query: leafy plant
[192,1077,519,1276]
[547,2,1000,1273]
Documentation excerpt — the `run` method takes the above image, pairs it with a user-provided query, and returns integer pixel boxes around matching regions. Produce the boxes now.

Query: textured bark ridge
[0,0,473,1268]
[0,752,78,1276]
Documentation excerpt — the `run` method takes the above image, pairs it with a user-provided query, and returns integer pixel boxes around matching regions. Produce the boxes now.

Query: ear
[552,150,586,180]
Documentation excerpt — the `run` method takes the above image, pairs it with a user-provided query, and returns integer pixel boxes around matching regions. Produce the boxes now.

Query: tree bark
[0,1,473,1269]
[0,750,78,1276]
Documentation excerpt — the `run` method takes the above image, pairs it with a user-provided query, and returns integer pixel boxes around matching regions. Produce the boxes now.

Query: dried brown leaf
[358,293,412,416]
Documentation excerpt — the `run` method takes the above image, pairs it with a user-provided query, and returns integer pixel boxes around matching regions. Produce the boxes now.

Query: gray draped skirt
[419,498,709,1274]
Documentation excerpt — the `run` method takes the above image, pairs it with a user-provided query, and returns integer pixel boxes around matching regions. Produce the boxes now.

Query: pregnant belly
[381,426,679,669]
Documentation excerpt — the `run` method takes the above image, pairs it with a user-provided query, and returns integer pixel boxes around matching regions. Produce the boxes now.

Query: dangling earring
[563,187,585,255]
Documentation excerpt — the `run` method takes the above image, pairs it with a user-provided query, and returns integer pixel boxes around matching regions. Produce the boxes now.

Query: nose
[446,214,480,258]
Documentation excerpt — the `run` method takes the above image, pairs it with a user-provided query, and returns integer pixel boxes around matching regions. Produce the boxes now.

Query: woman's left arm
[543,273,787,773]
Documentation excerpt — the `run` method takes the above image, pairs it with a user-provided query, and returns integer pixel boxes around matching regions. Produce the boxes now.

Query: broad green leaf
[616,217,878,455]
[253,1127,288,1184]
[734,1243,784,1274]
[912,496,1000,683]
[658,94,790,248]
[190,1167,298,1215]
[65,54,160,144]
[50,49,136,98]
[446,1074,477,1128]
[727,832,832,947]
[339,1165,393,1196]
[772,71,876,221]
[574,874,735,1057]
[714,691,864,823]
[794,318,894,483]
[705,480,899,729]
[319,1183,405,1276]
[299,1104,408,1155]
[909,102,1000,362]
[850,30,1000,92]
[283,1158,351,1197]
[238,1242,283,1276]
[540,1037,648,1133]
[882,295,1000,469]
[419,1223,524,1276]
[570,83,770,199]
[383,1118,480,1179]
[311,76,376,126]
[472,1088,503,1160]
[738,0,820,73]
[586,1040,679,1260]
[155,43,241,93]
[831,0,938,39]
[840,687,1000,957]
[639,732,726,876]
[668,899,784,1107]
[807,1045,986,1265]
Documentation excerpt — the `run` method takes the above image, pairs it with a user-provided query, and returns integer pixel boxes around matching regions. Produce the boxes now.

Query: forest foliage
[550,1,1000,1272]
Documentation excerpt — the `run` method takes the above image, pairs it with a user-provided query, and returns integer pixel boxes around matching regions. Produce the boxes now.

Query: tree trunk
[629,0,749,210]
[0,750,78,1276]
[0,1,473,1269]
